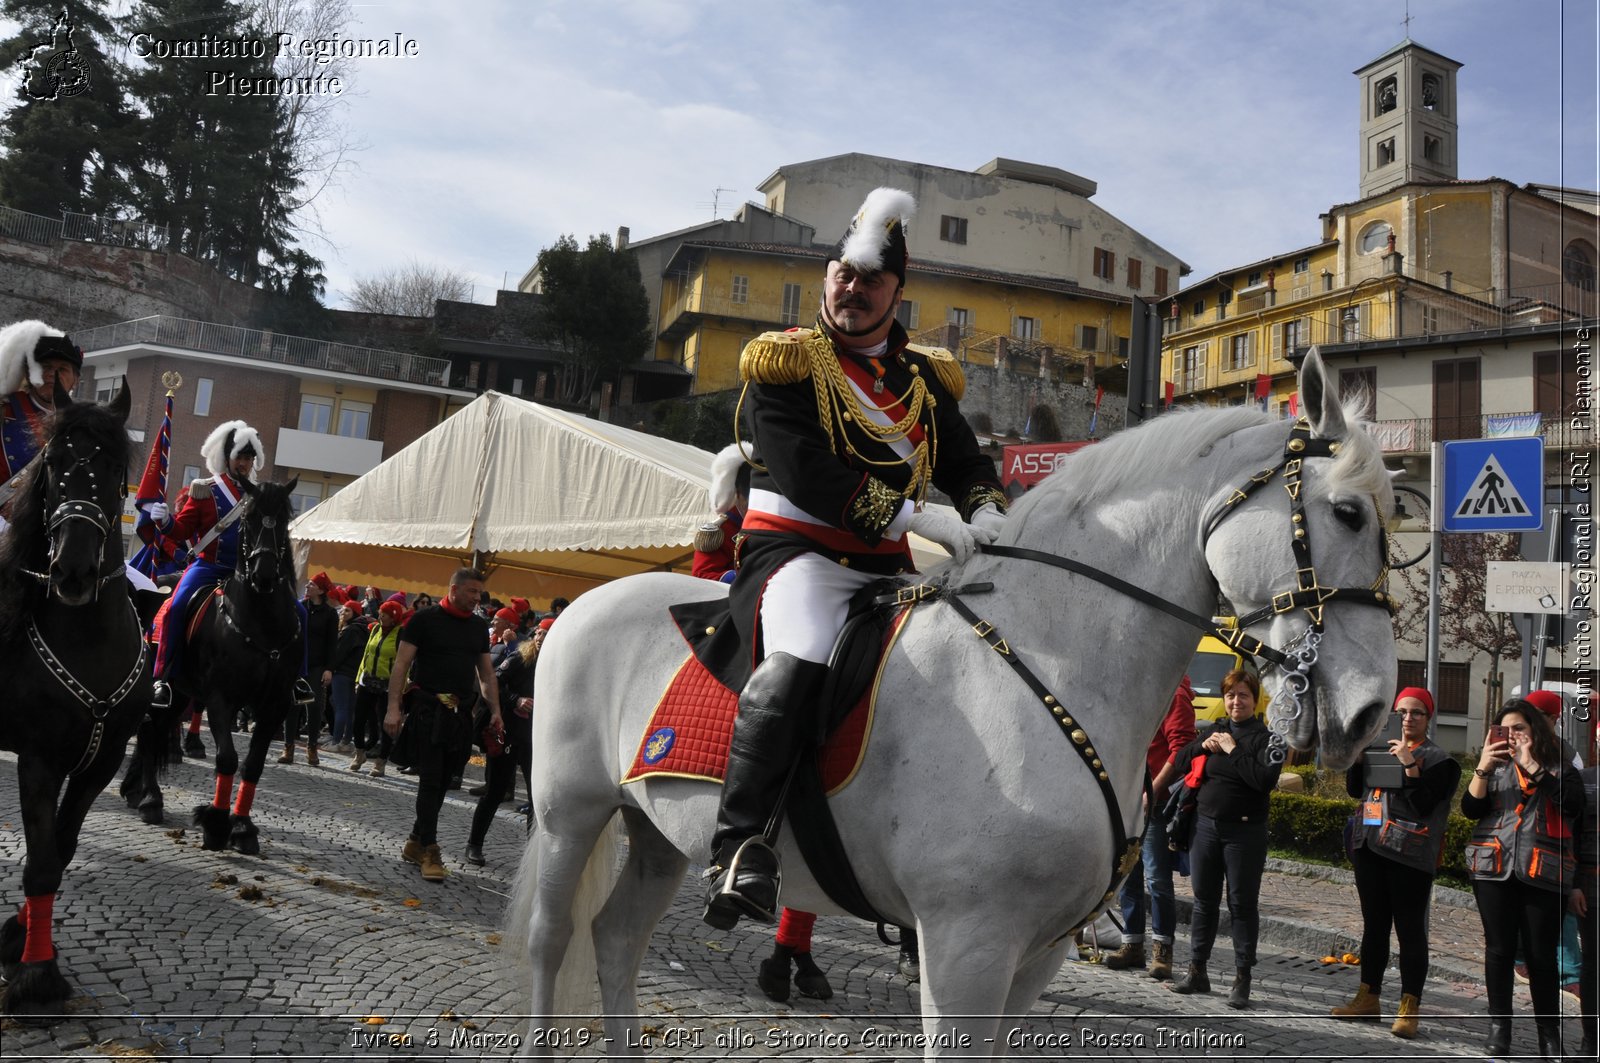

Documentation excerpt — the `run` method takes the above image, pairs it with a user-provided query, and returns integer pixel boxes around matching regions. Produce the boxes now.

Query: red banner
[1254,374,1271,400]
[1002,441,1096,494]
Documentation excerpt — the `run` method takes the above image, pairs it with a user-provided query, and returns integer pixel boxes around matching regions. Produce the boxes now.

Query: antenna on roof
[696,187,737,219]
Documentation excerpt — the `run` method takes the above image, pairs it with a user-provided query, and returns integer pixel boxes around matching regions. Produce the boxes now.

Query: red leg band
[232,780,257,817]
[213,774,235,809]
[775,908,816,951]
[188,710,204,735]
[20,893,53,964]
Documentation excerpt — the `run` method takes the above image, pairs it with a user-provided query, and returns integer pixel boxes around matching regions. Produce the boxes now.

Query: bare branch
[342,258,474,317]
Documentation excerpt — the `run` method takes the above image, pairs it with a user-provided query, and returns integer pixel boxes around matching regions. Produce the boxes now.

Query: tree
[533,233,652,407]
[0,0,135,217]
[343,259,474,317]
[1395,531,1523,714]
[258,247,329,336]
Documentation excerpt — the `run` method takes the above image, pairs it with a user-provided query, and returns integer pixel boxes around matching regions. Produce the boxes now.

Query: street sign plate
[1485,561,1570,614]
[1440,437,1544,532]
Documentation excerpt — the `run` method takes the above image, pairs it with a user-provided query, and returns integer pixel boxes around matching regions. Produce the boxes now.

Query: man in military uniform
[149,419,315,707]
[0,320,81,502]
[703,188,1008,930]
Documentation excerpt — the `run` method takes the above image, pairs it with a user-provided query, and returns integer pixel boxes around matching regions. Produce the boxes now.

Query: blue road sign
[1440,437,1544,532]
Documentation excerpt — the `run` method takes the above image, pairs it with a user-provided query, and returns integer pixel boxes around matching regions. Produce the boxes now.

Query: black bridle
[20,436,127,598]
[220,493,302,660]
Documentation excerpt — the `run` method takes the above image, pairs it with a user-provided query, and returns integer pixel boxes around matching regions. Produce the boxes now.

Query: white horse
[508,350,1398,1058]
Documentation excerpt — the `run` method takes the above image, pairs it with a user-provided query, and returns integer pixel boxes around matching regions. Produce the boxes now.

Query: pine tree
[0,0,134,217]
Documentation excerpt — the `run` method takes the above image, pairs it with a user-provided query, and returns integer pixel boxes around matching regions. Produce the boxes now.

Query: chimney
[615,226,630,251]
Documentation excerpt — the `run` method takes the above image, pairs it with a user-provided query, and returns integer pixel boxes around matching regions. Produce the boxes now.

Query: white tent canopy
[289,390,952,605]
[289,391,718,602]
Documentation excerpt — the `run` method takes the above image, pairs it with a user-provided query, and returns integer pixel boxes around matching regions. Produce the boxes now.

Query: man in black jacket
[283,571,339,766]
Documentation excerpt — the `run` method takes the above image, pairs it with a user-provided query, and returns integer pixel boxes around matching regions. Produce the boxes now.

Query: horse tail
[503,809,624,1020]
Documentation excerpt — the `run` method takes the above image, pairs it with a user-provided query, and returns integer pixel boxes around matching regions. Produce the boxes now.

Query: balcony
[75,316,453,388]
[275,427,385,477]
[658,287,797,342]
[1367,410,1588,455]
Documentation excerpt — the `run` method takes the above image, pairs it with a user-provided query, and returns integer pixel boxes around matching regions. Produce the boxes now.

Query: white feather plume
[0,319,66,395]
[709,441,754,514]
[201,419,266,480]
[838,187,916,272]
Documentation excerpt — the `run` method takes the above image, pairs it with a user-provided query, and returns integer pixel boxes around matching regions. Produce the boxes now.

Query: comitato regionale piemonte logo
[19,8,92,101]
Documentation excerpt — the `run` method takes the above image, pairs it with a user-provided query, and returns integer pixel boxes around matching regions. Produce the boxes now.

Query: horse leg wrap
[212,773,235,809]
[188,711,204,735]
[19,895,53,964]
[232,780,257,817]
[775,908,816,951]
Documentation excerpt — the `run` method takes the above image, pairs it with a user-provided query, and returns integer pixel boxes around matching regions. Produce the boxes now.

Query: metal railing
[75,316,453,387]
[1367,410,1590,454]
[0,203,62,245]
[0,202,172,251]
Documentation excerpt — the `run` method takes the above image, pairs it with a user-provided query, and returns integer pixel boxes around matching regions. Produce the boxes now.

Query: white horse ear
[1299,346,1348,439]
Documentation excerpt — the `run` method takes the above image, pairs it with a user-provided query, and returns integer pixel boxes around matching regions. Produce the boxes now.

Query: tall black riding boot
[702,653,825,930]
[1484,1017,1511,1056]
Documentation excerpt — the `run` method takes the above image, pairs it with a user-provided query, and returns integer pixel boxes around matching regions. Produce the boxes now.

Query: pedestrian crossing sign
[1439,437,1544,532]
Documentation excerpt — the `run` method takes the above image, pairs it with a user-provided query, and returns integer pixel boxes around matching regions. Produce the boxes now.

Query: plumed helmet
[0,319,82,395]
[830,187,915,285]
[201,419,266,480]
[709,441,754,515]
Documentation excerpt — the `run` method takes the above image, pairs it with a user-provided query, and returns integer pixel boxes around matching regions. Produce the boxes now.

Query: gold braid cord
[960,484,1009,521]
[905,343,967,401]
[806,328,936,508]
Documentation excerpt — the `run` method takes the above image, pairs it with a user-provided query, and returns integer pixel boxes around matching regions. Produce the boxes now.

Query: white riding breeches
[759,552,877,664]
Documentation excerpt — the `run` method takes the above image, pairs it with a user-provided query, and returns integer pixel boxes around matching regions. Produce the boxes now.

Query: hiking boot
[369,758,386,777]
[1226,966,1251,1009]
[401,836,424,865]
[350,748,367,771]
[1103,941,1145,970]
[1331,982,1381,1019]
[1148,941,1174,981]
[1390,992,1420,1039]
[898,927,920,982]
[1170,963,1210,994]
[277,743,295,765]
[464,842,486,867]
[419,844,447,882]
[305,746,320,767]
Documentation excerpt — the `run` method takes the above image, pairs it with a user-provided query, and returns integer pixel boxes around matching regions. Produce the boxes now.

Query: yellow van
[1187,635,1270,724]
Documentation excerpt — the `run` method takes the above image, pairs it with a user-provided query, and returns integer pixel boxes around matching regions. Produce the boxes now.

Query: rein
[27,601,148,777]
[904,419,1397,937]
[18,436,127,595]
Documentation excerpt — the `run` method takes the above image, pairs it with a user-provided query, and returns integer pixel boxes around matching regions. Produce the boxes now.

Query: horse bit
[910,419,1396,935]
[20,437,148,776]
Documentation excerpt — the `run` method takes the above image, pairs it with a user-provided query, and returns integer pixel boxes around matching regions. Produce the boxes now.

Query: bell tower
[1355,40,1462,199]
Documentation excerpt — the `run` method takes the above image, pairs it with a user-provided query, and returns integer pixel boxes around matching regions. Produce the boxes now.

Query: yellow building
[657,240,1146,395]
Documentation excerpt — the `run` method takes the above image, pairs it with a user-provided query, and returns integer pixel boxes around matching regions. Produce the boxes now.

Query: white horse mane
[1009,399,1392,523]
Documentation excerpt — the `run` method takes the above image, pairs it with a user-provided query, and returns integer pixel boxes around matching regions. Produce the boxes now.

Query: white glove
[146,501,169,523]
[970,502,1007,537]
[907,509,995,565]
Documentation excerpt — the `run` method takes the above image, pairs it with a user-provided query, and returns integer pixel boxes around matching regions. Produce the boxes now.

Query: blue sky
[19,1,1600,309]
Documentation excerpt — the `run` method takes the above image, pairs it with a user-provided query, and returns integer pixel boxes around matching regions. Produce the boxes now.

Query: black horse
[0,385,154,1016]
[122,476,303,855]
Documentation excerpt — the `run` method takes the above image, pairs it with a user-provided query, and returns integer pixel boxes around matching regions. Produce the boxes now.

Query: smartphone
[1488,724,1509,746]
[1376,712,1405,746]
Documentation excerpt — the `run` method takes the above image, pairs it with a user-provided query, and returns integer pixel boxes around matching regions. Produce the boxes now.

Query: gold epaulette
[904,343,966,401]
[739,330,819,385]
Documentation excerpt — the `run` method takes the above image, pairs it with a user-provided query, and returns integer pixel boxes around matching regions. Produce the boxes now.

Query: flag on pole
[1288,392,1300,418]
[1255,373,1271,411]
[1088,385,1105,436]
[131,379,185,578]
[1163,380,1175,408]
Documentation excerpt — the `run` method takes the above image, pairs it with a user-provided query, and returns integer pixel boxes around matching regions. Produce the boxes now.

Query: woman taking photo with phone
[1464,698,1584,1058]
[1331,687,1460,1038]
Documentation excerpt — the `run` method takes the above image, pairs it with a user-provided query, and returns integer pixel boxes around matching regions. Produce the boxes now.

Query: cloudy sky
[90,0,1600,307]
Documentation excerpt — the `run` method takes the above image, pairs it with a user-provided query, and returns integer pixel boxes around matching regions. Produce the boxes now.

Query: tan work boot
[1390,992,1420,1039]
[1102,940,1145,970]
[369,758,386,777]
[401,836,424,865]
[349,748,367,771]
[1331,982,1381,1019]
[305,745,320,767]
[277,742,295,765]
[419,843,447,882]
[1148,941,1174,981]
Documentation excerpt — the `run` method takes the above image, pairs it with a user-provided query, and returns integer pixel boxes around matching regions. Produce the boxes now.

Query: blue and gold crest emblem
[642,727,676,765]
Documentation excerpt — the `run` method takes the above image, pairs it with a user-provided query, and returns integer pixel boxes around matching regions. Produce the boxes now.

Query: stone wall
[0,232,270,330]
[961,361,1123,440]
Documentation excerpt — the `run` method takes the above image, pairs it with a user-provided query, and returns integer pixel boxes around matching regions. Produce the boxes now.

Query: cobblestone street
[0,744,1585,1060]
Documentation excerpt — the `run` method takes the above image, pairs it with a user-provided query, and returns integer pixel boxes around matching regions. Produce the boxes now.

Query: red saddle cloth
[622,607,911,795]
[149,587,222,648]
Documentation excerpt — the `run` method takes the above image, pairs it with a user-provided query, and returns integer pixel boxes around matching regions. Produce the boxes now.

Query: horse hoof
[0,913,23,967]
[228,816,260,856]
[756,956,791,1002]
[0,956,71,1020]
[138,797,164,825]
[183,734,206,758]
[193,804,231,850]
